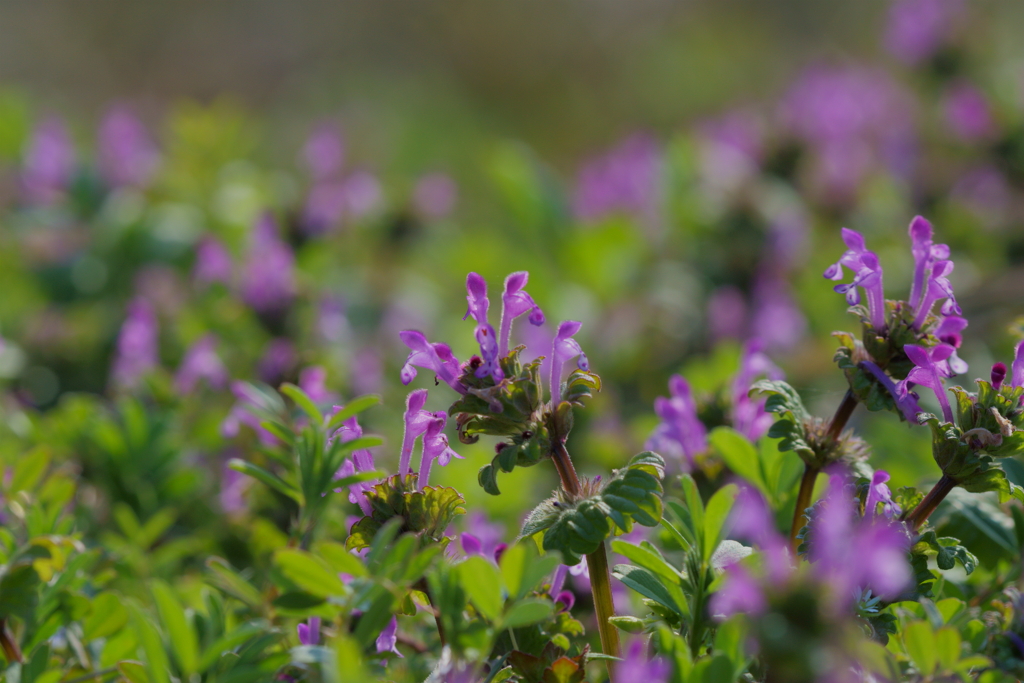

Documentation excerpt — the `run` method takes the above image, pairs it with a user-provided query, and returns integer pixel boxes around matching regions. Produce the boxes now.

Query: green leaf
[152,581,199,676]
[10,446,50,494]
[612,564,684,617]
[84,592,129,641]
[710,427,764,492]
[702,484,738,563]
[274,549,347,598]
[458,557,504,622]
[610,540,680,586]
[118,661,152,683]
[903,620,936,676]
[326,395,382,431]
[228,459,301,504]
[499,544,528,601]
[679,474,705,551]
[312,541,367,578]
[280,382,324,425]
[205,558,263,607]
[127,600,171,683]
[935,627,961,671]
[503,598,554,628]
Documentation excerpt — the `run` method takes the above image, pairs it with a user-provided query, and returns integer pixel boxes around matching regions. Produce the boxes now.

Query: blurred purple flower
[302,122,345,181]
[952,166,1012,223]
[343,170,383,219]
[239,213,297,314]
[808,473,911,606]
[750,274,807,353]
[710,562,767,619]
[731,340,785,441]
[174,334,228,394]
[334,412,377,516]
[572,133,663,227]
[1013,341,1024,389]
[97,106,160,188]
[376,616,403,658]
[193,236,233,288]
[460,512,507,563]
[413,172,457,219]
[618,639,670,683]
[824,228,886,330]
[220,456,249,514]
[111,298,159,390]
[299,366,338,404]
[221,381,281,447]
[646,375,707,469]
[944,82,994,142]
[258,339,296,385]
[297,616,321,646]
[22,116,75,205]
[351,348,383,395]
[885,0,964,65]
[897,343,957,423]
[317,296,349,344]
[708,286,748,343]
[697,110,764,192]
[302,180,348,234]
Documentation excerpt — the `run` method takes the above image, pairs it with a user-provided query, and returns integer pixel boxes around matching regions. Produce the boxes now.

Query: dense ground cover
[1,1,1024,681]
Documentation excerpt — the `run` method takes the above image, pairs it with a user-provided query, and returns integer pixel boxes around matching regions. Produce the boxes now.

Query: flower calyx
[346,473,466,550]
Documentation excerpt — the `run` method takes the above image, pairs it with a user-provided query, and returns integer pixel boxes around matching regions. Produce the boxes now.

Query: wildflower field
[2,2,1024,682]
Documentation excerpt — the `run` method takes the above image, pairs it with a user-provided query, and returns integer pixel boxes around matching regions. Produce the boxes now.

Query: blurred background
[1,0,1024,565]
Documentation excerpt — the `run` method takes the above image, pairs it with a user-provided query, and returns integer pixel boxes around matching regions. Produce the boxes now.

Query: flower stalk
[902,474,956,531]
[552,440,621,677]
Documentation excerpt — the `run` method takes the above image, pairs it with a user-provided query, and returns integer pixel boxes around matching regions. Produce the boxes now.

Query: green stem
[551,440,621,679]
[902,474,956,531]
[414,578,447,647]
[63,668,119,683]
[825,389,859,442]
[585,543,621,681]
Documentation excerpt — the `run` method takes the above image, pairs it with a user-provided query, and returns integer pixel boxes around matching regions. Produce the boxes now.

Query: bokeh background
[1,0,1024,557]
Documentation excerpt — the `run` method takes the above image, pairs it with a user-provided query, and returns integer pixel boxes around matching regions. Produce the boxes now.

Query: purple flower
[646,375,708,469]
[549,321,589,405]
[174,334,228,394]
[859,360,923,422]
[808,473,911,605]
[398,330,466,394]
[617,639,670,683]
[299,366,338,404]
[21,116,75,205]
[97,106,160,188]
[317,296,349,344]
[750,274,807,354]
[864,470,900,520]
[944,82,994,142]
[413,172,457,219]
[498,272,545,358]
[824,228,886,330]
[728,487,791,583]
[351,348,382,395]
[111,298,159,390]
[297,616,321,646]
[697,110,764,193]
[375,616,403,658]
[572,133,663,227]
[462,512,507,563]
[933,315,968,375]
[193,236,233,288]
[462,273,503,384]
[991,363,1008,390]
[239,213,297,314]
[907,216,960,329]
[1012,341,1024,389]
[398,389,435,477]
[342,170,383,219]
[731,340,785,441]
[302,123,344,181]
[418,412,462,489]
[885,0,964,65]
[897,343,956,423]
